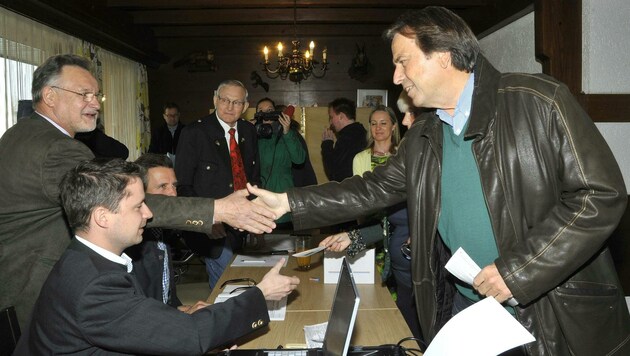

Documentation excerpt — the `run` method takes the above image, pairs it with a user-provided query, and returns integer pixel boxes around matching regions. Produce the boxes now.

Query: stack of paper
[214,285,287,321]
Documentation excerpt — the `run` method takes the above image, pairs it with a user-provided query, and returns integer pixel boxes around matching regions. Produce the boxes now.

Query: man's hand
[178,301,210,314]
[319,232,351,252]
[247,183,291,218]
[472,263,513,303]
[214,189,276,234]
[322,127,335,141]
[256,258,300,301]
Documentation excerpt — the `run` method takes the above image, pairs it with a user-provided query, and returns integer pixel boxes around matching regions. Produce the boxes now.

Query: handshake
[213,183,290,235]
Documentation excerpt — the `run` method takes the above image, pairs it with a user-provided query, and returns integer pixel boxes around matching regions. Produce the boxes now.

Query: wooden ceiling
[2,0,533,66]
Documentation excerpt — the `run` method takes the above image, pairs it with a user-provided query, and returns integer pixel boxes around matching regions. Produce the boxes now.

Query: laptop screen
[322,257,361,356]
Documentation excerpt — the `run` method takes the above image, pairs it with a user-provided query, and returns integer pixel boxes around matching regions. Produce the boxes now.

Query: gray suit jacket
[0,113,215,328]
[13,238,269,355]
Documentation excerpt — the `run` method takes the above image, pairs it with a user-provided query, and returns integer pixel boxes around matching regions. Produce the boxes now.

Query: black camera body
[254,110,282,138]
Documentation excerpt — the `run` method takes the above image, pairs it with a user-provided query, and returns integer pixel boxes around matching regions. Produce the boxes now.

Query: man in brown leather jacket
[250,6,630,356]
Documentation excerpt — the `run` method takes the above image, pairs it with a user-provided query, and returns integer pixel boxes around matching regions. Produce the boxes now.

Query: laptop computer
[220,257,361,356]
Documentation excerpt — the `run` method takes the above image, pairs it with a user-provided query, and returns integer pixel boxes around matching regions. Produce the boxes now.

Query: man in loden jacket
[250,6,630,356]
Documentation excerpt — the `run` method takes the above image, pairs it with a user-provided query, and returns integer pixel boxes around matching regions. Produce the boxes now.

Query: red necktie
[228,128,247,190]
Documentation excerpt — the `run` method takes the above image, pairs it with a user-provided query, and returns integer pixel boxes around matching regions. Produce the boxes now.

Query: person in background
[321,97,366,182]
[275,104,317,188]
[249,6,629,355]
[75,118,129,160]
[149,102,185,164]
[176,80,260,289]
[319,105,423,340]
[14,159,299,355]
[255,98,306,226]
[125,153,188,309]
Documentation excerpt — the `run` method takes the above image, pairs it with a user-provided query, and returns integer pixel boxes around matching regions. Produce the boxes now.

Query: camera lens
[256,123,273,138]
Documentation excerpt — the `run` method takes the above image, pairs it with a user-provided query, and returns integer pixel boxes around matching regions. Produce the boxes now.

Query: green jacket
[259,128,306,222]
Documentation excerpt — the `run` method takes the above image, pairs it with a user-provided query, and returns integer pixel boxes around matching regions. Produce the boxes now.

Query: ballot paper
[424,297,535,356]
[445,247,519,307]
[231,254,288,267]
[292,245,327,258]
[214,285,287,321]
[304,322,327,348]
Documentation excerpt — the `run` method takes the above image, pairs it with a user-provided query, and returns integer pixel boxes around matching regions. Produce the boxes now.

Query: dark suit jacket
[148,122,184,154]
[0,113,217,328]
[125,228,182,307]
[175,113,260,257]
[13,239,269,355]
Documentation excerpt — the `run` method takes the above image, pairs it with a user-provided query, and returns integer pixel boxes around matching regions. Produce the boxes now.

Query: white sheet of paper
[214,285,287,321]
[445,247,518,306]
[292,245,327,258]
[304,321,327,348]
[424,297,535,356]
[231,254,288,267]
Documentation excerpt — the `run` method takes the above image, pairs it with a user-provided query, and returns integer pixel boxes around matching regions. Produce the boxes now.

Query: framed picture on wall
[357,89,388,108]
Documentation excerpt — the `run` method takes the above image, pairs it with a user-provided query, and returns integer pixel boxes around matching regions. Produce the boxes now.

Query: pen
[241,259,266,263]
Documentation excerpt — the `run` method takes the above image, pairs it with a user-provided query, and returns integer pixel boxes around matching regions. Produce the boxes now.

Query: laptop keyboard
[264,351,308,356]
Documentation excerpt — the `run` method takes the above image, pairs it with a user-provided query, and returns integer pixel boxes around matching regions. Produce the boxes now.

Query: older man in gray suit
[0,54,278,328]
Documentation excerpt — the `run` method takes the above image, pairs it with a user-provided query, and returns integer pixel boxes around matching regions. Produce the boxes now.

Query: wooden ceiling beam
[152,24,391,38]
[130,8,407,25]
[107,0,488,10]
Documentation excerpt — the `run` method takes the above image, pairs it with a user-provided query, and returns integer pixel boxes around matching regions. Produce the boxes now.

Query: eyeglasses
[51,86,105,103]
[217,95,246,108]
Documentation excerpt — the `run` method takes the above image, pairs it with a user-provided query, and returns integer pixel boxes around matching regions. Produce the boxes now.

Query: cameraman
[255,98,307,226]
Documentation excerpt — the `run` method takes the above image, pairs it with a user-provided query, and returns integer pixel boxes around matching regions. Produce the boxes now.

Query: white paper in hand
[445,248,518,307]
[292,245,327,258]
[424,297,535,356]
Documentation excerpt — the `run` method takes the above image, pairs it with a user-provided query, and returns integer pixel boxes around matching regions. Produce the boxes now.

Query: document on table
[214,285,287,321]
[304,322,327,348]
[231,254,288,267]
[424,297,535,356]
[445,247,519,306]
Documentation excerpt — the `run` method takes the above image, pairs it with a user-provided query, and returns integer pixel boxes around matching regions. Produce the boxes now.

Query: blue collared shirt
[436,72,475,136]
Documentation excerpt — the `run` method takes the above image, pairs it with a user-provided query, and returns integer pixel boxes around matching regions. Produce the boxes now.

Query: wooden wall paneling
[534,0,630,122]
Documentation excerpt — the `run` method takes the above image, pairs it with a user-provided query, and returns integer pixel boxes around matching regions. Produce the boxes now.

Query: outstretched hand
[213,189,276,234]
[247,183,291,218]
[319,232,351,252]
[256,258,300,301]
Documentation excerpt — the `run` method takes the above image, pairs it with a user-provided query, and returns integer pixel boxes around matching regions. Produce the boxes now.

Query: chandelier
[261,1,328,83]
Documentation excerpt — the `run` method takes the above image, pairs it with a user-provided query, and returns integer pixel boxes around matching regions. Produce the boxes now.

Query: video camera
[254,110,282,138]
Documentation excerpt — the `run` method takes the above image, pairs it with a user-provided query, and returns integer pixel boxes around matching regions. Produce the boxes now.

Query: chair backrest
[0,306,21,355]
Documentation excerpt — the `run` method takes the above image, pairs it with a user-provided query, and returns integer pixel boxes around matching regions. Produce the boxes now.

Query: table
[207,249,414,348]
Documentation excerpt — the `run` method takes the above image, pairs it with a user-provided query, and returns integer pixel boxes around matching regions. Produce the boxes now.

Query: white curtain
[0,7,148,159]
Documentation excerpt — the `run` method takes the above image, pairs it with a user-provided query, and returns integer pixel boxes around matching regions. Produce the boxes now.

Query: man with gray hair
[250,6,629,355]
[176,79,260,289]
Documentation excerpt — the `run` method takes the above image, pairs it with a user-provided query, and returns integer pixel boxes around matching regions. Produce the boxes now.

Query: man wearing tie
[176,80,260,289]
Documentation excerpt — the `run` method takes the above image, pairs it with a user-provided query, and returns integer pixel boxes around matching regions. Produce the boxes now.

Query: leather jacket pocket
[549,281,629,355]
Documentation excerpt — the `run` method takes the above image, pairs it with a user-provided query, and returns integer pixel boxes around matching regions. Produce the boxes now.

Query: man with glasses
[0,55,277,328]
[149,102,185,164]
[176,79,261,289]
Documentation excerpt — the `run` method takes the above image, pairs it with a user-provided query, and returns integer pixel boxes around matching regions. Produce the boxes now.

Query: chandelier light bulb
[263,46,269,62]
[277,42,283,57]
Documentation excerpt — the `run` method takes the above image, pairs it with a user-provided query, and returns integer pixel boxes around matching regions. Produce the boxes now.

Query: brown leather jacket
[289,56,630,355]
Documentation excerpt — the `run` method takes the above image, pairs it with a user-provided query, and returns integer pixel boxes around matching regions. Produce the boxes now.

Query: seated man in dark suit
[14,159,300,355]
[125,153,187,309]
